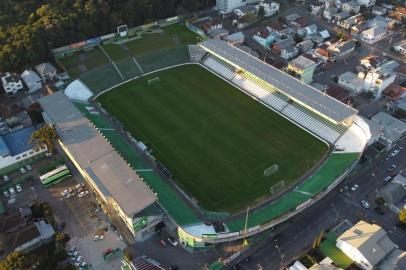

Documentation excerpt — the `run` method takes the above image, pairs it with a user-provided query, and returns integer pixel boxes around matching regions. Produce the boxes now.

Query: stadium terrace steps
[282,104,341,143]
[203,56,236,80]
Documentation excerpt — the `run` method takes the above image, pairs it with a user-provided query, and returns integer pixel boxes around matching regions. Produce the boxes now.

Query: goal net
[270,180,285,195]
[264,164,279,177]
[148,77,160,85]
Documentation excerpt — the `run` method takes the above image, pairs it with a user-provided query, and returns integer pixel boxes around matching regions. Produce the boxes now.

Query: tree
[30,124,58,154]
[399,208,406,223]
[0,252,30,270]
[123,248,134,262]
[257,6,265,20]
[375,197,385,206]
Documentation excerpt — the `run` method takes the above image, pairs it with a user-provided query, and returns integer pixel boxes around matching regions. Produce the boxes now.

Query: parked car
[76,183,85,189]
[167,237,178,246]
[25,164,32,171]
[61,188,72,196]
[65,192,75,199]
[3,175,9,182]
[351,184,360,192]
[9,187,16,197]
[391,150,400,156]
[19,167,26,174]
[388,164,397,172]
[16,184,22,192]
[3,191,9,197]
[78,190,89,198]
[67,246,77,257]
[75,256,83,266]
[361,200,370,209]
[374,207,384,215]
[384,176,392,183]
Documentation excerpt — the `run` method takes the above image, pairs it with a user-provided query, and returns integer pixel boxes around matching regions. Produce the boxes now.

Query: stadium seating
[201,53,349,144]
[203,56,236,80]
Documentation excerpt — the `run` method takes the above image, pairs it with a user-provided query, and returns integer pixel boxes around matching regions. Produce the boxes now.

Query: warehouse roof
[39,92,156,217]
[201,39,358,123]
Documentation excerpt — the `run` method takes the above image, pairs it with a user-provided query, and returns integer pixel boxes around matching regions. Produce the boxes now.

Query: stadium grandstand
[39,92,165,241]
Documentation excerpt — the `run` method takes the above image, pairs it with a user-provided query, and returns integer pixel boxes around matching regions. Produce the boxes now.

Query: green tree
[257,6,265,20]
[0,251,30,270]
[30,124,58,154]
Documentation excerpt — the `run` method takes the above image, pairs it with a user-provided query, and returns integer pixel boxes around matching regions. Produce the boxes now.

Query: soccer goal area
[147,77,160,85]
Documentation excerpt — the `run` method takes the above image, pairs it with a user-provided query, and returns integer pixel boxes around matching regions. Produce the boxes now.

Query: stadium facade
[39,92,165,241]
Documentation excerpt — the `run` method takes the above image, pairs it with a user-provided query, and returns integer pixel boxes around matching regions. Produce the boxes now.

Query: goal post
[147,77,160,85]
[270,180,285,195]
[264,164,279,177]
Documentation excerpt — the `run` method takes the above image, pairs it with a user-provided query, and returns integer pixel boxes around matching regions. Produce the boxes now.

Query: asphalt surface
[237,137,406,270]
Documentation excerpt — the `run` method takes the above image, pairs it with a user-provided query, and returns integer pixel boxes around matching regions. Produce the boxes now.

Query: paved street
[237,138,406,270]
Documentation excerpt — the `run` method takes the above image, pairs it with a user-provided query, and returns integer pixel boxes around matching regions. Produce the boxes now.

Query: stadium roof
[39,92,156,217]
[200,39,358,123]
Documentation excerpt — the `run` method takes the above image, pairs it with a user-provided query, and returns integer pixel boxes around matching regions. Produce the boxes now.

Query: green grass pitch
[97,65,328,212]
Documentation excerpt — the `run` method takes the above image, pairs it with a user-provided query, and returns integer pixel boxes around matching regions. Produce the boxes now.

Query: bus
[39,165,71,187]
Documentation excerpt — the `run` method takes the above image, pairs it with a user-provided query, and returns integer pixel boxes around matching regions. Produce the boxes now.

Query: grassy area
[319,232,353,269]
[97,64,327,212]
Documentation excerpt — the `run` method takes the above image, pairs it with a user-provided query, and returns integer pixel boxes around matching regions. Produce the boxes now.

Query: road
[237,137,406,270]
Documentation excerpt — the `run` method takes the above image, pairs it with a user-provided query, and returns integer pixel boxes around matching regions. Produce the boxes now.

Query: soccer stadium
[45,21,371,248]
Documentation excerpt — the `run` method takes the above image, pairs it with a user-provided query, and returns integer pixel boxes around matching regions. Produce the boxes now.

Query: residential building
[0,126,47,171]
[334,12,350,22]
[340,14,363,30]
[287,55,317,84]
[271,37,295,54]
[253,28,275,47]
[285,13,306,29]
[371,112,406,145]
[1,72,23,96]
[268,21,291,36]
[377,180,406,213]
[34,63,57,82]
[357,0,375,7]
[351,21,369,34]
[338,71,364,92]
[328,40,356,61]
[281,46,298,60]
[388,7,406,22]
[372,5,387,16]
[314,44,333,63]
[368,15,389,29]
[208,28,229,39]
[39,92,164,241]
[216,0,261,13]
[234,4,257,17]
[20,70,42,93]
[364,60,399,98]
[336,221,397,270]
[323,7,337,21]
[297,39,314,52]
[121,255,166,270]
[224,31,244,45]
[342,1,360,14]
[256,1,280,17]
[304,24,317,37]
[12,221,55,253]
[360,55,383,70]
[312,30,330,44]
[198,17,223,34]
[360,27,386,44]
[289,257,342,270]
[392,40,406,56]
[382,84,406,101]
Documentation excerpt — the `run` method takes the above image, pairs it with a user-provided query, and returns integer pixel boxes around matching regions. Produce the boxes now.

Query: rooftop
[2,126,38,156]
[338,221,396,266]
[201,39,357,123]
[289,55,317,70]
[39,92,156,217]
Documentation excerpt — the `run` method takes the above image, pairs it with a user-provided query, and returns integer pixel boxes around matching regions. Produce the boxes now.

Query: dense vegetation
[0,0,214,72]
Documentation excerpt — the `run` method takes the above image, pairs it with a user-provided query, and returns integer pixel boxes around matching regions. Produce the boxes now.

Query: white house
[35,62,58,82]
[281,46,298,60]
[256,1,280,17]
[357,0,376,7]
[216,0,261,13]
[323,7,337,21]
[336,221,396,270]
[20,70,42,93]
[342,1,361,14]
[371,112,406,145]
[364,60,399,98]
[1,72,23,96]
[360,27,387,44]
[338,71,364,92]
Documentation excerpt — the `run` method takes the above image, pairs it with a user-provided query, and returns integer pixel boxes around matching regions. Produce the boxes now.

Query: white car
[75,255,83,266]
[3,175,9,182]
[25,164,32,171]
[9,187,16,197]
[361,200,370,209]
[65,192,75,199]
[78,190,89,198]
[384,176,392,183]
[19,167,26,174]
[351,184,360,192]
[16,184,22,192]
[3,191,9,197]
[61,188,72,196]
[76,183,85,189]
[167,237,178,246]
